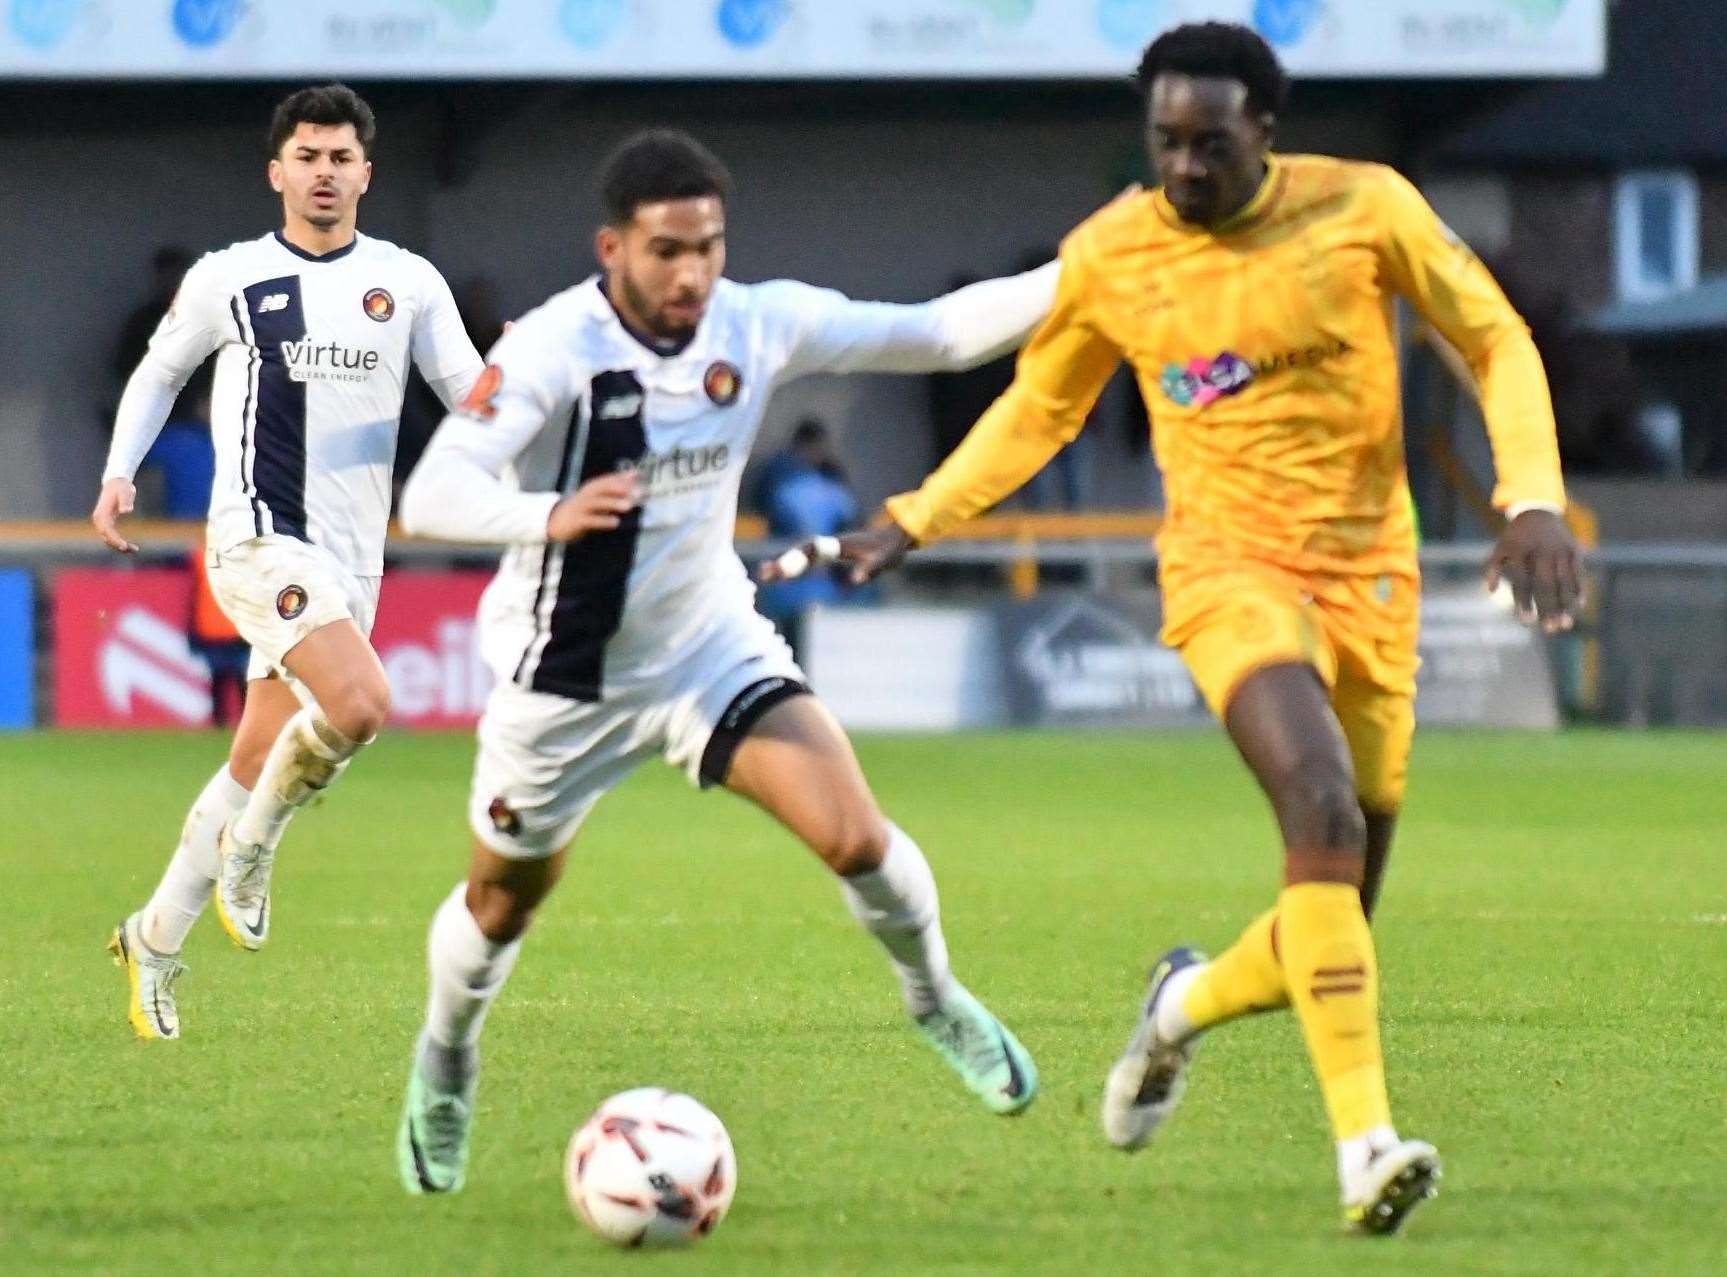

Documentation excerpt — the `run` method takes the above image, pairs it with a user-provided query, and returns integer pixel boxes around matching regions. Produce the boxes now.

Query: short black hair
[268,84,377,158]
[599,129,732,226]
[1135,22,1290,118]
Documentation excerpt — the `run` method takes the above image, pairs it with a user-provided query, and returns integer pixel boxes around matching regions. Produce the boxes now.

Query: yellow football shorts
[1161,562,1420,813]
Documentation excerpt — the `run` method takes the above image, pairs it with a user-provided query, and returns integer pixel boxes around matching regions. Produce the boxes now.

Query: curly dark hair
[1134,22,1290,117]
[268,83,377,158]
[599,129,733,226]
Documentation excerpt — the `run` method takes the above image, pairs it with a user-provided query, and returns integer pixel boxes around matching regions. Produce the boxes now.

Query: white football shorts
[469,607,807,860]
[206,535,381,687]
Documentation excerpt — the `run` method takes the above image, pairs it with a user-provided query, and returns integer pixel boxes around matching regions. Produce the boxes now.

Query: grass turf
[1,729,1721,1274]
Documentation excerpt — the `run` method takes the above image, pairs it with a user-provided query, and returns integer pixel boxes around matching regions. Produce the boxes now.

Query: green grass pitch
[2,729,1721,1274]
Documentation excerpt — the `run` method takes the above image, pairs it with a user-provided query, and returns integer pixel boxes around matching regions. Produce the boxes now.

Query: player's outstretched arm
[762,241,1122,585]
[757,523,914,587]
[774,190,1141,380]
[894,260,1062,372]
[771,261,1060,380]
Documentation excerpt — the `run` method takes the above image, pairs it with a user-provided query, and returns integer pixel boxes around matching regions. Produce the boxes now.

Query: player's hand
[546,471,640,543]
[1485,508,1584,634]
[757,521,917,587]
[91,477,139,554]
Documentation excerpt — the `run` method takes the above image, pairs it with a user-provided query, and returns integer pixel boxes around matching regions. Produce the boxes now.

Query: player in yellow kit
[769,23,1583,1234]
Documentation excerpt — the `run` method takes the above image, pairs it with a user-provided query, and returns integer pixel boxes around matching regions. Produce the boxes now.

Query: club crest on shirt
[703,360,742,406]
[487,797,522,837]
[362,287,395,322]
[460,364,503,420]
[276,585,308,620]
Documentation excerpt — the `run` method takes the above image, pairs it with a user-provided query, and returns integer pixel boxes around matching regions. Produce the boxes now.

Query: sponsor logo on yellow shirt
[1159,338,1353,408]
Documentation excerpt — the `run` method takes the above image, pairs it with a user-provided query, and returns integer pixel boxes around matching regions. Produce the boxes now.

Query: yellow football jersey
[887,154,1566,579]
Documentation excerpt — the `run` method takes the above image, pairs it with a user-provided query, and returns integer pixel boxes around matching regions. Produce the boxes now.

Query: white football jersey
[405,267,1057,704]
[131,231,481,575]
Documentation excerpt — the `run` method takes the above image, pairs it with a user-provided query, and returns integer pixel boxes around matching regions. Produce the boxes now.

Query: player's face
[269,122,371,233]
[1146,75,1271,227]
[597,197,726,342]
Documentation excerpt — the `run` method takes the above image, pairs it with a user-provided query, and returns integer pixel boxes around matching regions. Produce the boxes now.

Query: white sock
[140,766,250,954]
[1338,1124,1400,1194]
[231,707,364,850]
[1152,963,1206,1044]
[424,883,522,1051]
[838,823,954,1017]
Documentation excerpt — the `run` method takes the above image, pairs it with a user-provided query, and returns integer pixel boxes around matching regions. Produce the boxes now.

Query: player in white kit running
[94,86,483,1040]
[393,131,1061,1194]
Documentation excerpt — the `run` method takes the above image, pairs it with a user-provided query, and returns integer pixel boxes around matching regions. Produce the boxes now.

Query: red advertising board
[370,571,493,729]
[53,567,496,730]
[54,568,210,727]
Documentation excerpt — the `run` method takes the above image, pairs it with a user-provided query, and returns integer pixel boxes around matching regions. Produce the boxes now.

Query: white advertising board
[3,1,1606,80]
[806,588,1560,732]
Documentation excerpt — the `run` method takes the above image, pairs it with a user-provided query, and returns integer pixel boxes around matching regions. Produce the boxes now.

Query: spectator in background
[753,418,861,662]
[927,250,1091,510]
[114,246,216,518]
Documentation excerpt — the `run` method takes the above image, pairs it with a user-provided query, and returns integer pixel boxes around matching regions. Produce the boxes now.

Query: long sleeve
[885,244,1123,543]
[771,261,1059,379]
[399,352,564,546]
[104,364,184,481]
[103,256,228,482]
[1375,168,1566,511]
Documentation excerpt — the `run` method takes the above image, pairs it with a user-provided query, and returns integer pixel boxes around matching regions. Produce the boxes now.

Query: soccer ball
[564,1088,737,1248]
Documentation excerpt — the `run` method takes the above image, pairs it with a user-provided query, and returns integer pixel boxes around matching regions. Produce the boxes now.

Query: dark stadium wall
[0,88,1391,520]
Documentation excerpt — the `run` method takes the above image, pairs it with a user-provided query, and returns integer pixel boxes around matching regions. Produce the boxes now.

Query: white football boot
[1102,946,1206,1149]
[212,822,273,951]
[107,912,187,1041]
[1343,1136,1442,1235]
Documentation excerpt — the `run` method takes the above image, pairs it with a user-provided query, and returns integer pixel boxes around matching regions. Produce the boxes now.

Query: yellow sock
[1180,907,1289,1033]
[1279,882,1392,1141]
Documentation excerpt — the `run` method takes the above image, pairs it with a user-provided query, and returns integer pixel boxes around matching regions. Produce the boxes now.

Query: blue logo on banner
[173,0,244,49]
[1253,0,1320,47]
[0,570,34,729]
[9,0,83,50]
[1095,0,1168,50]
[717,0,788,50]
[561,0,626,49]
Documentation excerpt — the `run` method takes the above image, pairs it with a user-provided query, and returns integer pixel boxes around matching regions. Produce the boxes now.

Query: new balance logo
[256,293,290,314]
[596,394,643,420]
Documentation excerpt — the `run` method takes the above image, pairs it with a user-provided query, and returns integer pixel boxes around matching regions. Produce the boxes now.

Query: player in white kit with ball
[394,131,1061,1193]
[95,86,483,1039]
